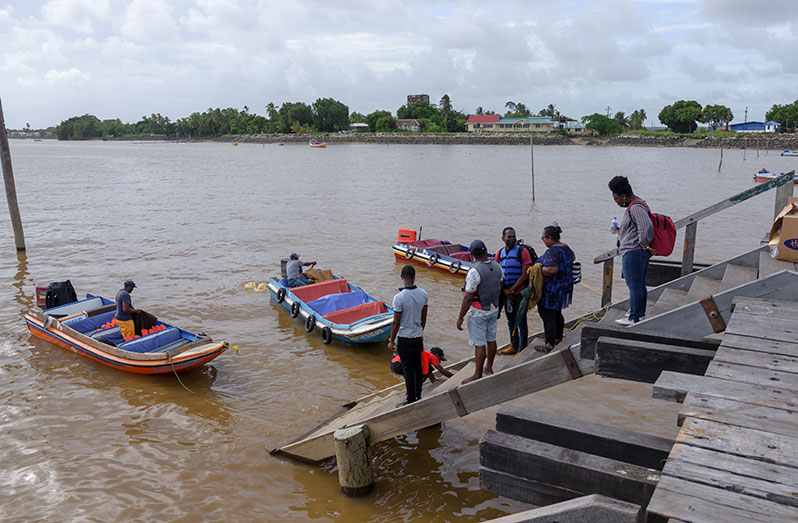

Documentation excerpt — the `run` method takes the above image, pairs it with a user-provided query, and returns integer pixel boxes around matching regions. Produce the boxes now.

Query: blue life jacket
[498,245,525,286]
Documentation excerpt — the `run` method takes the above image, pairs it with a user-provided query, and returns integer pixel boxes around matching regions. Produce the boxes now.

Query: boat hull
[392,243,471,277]
[268,279,392,344]
[25,314,227,375]
[754,174,798,184]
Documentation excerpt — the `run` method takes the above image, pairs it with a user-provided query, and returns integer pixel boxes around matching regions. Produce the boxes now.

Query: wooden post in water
[717,148,723,172]
[601,258,613,307]
[530,134,535,202]
[0,97,26,252]
[333,425,373,496]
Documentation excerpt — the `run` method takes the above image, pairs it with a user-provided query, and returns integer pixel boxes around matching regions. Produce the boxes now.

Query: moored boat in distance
[268,277,393,344]
[754,169,798,184]
[309,141,326,148]
[25,294,228,374]
[781,150,798,157]
[392,228,486,277]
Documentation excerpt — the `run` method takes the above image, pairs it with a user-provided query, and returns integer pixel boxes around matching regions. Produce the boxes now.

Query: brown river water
[1,140,793,521]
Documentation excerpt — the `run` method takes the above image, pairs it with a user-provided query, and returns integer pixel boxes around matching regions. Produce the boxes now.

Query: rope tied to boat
[232,345,370,395]
[168,356,194,393]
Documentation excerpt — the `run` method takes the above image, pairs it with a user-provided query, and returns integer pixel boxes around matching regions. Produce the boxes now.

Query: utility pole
[530,134,535,202]
[605,106,612,118]
[744,106,748,123]
[0,97,26,252]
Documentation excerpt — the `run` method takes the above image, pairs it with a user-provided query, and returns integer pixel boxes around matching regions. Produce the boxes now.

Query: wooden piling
[333,425,374,497]
[601,259,613,307]
[0,97,25,252]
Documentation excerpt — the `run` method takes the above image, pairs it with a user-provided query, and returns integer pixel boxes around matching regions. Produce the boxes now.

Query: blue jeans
[622,249,651,322]
[286,277,306,288]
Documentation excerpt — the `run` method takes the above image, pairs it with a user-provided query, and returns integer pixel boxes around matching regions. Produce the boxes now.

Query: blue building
[729,121,781,133]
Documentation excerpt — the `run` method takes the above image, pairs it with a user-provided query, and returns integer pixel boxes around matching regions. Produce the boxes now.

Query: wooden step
[684,276,722,303]
[719,264,758,291]
[758,248,798,279]
[646,288,688,318]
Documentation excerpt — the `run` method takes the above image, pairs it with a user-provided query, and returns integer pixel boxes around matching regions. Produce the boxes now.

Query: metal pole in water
[0,97,26,252]
[530,133,535,201]
[718,148,723,172]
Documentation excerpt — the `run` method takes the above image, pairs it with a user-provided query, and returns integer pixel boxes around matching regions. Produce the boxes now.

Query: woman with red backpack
[609,176,654,325]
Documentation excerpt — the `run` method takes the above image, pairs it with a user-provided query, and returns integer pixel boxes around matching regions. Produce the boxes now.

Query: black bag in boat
[133,310,158,336]
[45,280,78,309]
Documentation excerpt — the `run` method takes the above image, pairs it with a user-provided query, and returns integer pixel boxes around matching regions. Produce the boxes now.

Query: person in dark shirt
[115,280,140,341]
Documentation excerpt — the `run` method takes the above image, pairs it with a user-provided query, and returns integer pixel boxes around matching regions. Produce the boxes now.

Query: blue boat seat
[90,326,124,346]
[46,297,106,317]
[69,311,117,334]
[307,290,368,316]
[117,327,183,354]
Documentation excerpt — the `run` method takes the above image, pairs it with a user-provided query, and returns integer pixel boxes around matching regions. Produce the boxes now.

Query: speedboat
[754,170,798,184]
[25,294,228,374]
[268,277,392,344]
[781,150,798,157]
[309,141,327,148]
[391,228,489,277]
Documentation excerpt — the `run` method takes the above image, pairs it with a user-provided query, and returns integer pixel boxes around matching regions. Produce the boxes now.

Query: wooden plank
[664,444,798,507]
[495,405,673,470]
[486,494,642,523]
[712,347,798,375]
[721,333,798,358]
[758,248,798,278]
[677,417,798,468]
[274,347,592,462]
[706,360,798,392]
[596,337,714,383]
[725,311,798,343]
[601,258,613,307]
[646,260,709,288]
[679,394,798,438]
[646,288,688,318]
[480,466,583,508]
[731,296,798,318]
[680,222,697,276]
[720,263,759,292]
[648,476,796,523]
[579,322,719,360]
[652,371,798,411]
[480,430,660,508]
[684,275,721,303]
[774,173,795,220]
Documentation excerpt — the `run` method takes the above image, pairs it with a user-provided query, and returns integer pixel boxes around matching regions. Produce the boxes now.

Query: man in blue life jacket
[457,239,503,384]
[495,227,534,355]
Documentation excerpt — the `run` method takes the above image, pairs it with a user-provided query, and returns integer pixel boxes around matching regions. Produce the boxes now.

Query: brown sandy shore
[96,132,798,149]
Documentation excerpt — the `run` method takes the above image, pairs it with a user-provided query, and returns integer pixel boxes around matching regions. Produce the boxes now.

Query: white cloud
[45,67,91,86]
[41,0,109,34]
[120,0,178,43]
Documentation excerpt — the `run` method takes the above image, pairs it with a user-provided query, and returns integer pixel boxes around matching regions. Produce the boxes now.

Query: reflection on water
[0,140,790,520]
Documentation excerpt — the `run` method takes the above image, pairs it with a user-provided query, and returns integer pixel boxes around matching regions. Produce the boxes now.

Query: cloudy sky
[1,0,797,128]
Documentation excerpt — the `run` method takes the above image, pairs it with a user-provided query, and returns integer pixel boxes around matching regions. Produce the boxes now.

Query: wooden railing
[593,171,796,307]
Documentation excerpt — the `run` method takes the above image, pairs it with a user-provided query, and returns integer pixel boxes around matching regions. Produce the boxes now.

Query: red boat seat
[324,301,388,325]
[450,251,475,262]
[290,279,350,302]
[443,244,465,255]
[407,239,443,248]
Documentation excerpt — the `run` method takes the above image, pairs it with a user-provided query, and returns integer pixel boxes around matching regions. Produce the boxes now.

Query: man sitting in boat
[390,346,453,384]
[115,280,140,341]
[286,253,317,288]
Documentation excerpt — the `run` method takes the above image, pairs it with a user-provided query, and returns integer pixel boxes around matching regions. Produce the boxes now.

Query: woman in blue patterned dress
[534,224,575,352]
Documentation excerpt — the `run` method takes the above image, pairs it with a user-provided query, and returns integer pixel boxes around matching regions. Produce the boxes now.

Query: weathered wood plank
[485,494,642,523]
[479,466,583,508]
[731,296,798,318]
[495,405,673,470]
[725,311,798,343]
[648,476,796,523]
[720,264,759,292]
[664,445,798,508]
[678,394,798,438]
[706,360,798,392]
[652,371,798,411]
[712,347,798,375]
[684,275,721,302]
[721,333,798,358]
[480,430,660,508]
[677,417,798,468]
[274,347,592,462]
[596,336,714,383]
[580,323,719,360]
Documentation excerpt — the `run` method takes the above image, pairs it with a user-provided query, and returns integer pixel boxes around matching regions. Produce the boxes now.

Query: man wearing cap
[285,253,317,288]
[457,240,503,384]
[115,280,140,341]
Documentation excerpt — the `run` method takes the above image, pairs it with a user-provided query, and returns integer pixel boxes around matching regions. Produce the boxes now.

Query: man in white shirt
[388,265,429,407]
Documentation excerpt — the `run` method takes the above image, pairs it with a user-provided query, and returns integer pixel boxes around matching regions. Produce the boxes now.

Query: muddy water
[0,140,791,521]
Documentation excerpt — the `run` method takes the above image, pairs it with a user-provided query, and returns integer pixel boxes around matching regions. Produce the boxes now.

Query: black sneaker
[396,401,409,408]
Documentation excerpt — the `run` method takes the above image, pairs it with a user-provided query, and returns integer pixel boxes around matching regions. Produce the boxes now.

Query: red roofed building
[466,114,500,132]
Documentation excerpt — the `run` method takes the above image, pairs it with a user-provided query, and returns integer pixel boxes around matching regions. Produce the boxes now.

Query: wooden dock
[647,297,798,522]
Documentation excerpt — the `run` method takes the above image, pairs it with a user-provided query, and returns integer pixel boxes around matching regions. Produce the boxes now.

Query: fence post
[601,259,613,307]
[0,97,26,252]
[774,174,795,219]
[681,222,697,276]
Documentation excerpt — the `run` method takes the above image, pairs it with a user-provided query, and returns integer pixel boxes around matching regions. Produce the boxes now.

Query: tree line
[51,95,798,140]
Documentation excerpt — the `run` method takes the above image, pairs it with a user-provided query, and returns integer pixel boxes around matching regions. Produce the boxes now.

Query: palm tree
[505,101,517,115]
[266,102,278,119]
[475,107,484,115]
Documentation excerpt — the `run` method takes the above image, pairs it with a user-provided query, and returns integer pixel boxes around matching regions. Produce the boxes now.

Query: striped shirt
[618,199,654,256]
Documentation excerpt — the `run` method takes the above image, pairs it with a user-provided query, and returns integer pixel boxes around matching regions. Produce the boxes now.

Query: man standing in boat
[285,253,317,288]
[458,240,503,384]
[388,265,429,408]
[115,280,140,341]
[495,227,534,355]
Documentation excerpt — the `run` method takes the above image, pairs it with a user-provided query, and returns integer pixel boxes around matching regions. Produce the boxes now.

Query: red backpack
[629,201,677,256]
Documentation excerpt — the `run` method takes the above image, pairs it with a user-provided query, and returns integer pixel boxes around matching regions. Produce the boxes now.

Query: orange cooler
[397,228,417,243]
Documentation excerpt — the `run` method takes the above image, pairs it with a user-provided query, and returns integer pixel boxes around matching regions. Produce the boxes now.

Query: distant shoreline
[27,133,798,150]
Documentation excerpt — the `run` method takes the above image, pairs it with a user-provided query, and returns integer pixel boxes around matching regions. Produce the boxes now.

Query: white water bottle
[610,216,619,236]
